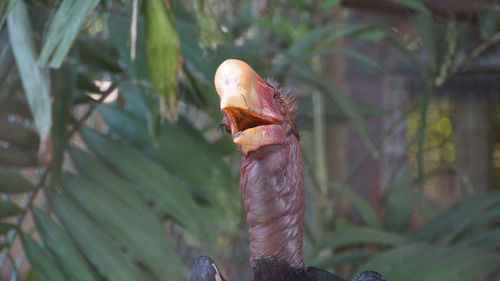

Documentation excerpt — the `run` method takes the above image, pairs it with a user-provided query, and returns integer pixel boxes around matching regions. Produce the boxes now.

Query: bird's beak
[214,59,285,155]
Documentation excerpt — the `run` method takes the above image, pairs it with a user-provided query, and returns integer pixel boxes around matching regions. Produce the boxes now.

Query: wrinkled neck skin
[239,133,305,279]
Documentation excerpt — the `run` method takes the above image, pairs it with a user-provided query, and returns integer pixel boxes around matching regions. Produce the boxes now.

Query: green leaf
[108,14,158,136]
[386,0,430,15]
[466,228,500,249]
[319,226,409,249]
[384,31,425,76]
[0,222,16,234]
[413,14,438,72]
[60,174,186,281]
[0,146,38,167]
[0,166,34,193]
[0,27,15,82]
[0,200,22,218]
[0,0,15,29]
[423,250,500,281]
[76,36,122,73]
[357,243,428,276]
[320,0,342,10]
[49,193,150,281]
[477,9,500,39]
[145,0,181,122]
[192,0,224,49]
[98,105,235,204]
[7,0,52,138]
[331,184,381,228]
[384,165,415,233]
[312,250,374,269]
[38,0,100,68]
[0,120,39,150]
[79,127,217,244]
[33,208,98,281]
[360,243,500,281]
[414,192,500,242]
[20,233,66,281]
[296,70,379,158]
[50,63,76,179]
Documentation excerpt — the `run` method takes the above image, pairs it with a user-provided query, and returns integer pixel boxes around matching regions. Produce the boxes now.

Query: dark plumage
[188,256,226,281]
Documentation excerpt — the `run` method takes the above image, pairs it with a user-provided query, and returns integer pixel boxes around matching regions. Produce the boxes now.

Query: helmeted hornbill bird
[188,59,387,281]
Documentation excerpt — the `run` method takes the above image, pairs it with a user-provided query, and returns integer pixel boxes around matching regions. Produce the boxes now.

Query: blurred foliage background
[0,0,500,280]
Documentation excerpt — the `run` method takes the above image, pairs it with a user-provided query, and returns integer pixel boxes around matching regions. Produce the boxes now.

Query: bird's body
[189,59,387,281]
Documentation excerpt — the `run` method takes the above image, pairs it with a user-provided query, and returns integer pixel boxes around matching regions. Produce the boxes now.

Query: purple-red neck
[239,134,305,273]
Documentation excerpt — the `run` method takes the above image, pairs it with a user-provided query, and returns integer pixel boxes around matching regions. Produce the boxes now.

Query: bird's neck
[240,135,305,278]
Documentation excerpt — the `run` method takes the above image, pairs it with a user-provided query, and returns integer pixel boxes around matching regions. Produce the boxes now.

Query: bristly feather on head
[264,78,299,139]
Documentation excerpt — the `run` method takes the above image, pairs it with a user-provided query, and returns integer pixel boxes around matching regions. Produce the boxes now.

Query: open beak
[214,59,285,155]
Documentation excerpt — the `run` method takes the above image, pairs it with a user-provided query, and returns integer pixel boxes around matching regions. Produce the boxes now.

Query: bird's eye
[218,123,230,133]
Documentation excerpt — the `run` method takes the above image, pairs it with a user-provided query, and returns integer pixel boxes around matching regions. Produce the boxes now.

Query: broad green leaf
[50,193,150,281]
[0,146,38,167]
[108,14,158,135]
[0,120,39,150]
[79,127,217,244]
[76,36,122,73]
[361,244,500,281]
[312,250,374,269]
[0,166,34,193]
[76,73,100,93]
[0,31,15,83]
[423,250,500,281]
[287,25,383,62]
[253,16,307,42]
[310,48,382,70]
[287,24,338,58]
[358,243,429,276]
[318,25,385,52]
[7,0,51,138]
[50,63,76,178]
[33,208,98,281]
[296,70,379,158]
[466,228,500,249]
[0,0,15,29]
[319,226,409,249]
[38,0,100,67]
[384,31,425,76]
[384,165,415,233]
[145,0,181,122]
[413,14,438,72]
[331,184,381,228]
[69,146,145,202]
[192,0,224,49]
[0,200,21,218]
[20,233,66,281]
[320,0,341,10]
[477,9,500,39]
[386,0,430,14]
[414,192,500,242]
[0,222,16,234]
[98,105,235,203]
[60,174,185,281]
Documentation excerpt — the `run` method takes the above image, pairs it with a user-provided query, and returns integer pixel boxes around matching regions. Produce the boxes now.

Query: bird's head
[214,59,298,157]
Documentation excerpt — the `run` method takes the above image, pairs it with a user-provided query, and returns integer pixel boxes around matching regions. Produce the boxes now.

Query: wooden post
[455,99,493,192]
